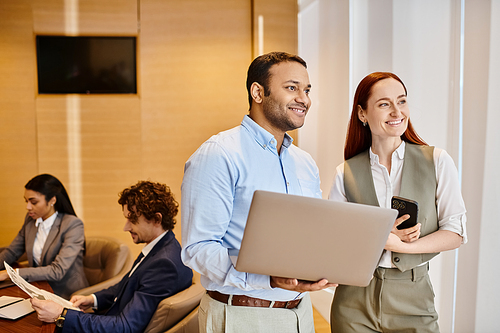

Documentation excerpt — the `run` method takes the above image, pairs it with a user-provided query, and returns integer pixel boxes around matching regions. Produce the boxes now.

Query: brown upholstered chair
[70,236,132,297]
[144,271,205,333]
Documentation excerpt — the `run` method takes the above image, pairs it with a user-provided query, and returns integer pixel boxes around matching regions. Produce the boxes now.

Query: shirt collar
[141,230,167,258]
[35,211,58,230]
[369,141,406,165]
[241,115,293,151]
[394,141,406,159]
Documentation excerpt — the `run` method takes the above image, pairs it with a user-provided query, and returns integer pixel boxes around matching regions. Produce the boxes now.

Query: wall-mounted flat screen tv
[36,36,137,94]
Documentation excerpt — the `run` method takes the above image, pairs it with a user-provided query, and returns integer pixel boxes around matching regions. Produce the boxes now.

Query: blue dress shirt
[181,115,321,302]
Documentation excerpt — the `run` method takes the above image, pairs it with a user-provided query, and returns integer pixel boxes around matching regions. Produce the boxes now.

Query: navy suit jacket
[62,230,193,333]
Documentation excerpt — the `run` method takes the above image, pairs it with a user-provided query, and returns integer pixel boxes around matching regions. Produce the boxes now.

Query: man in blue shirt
[181,52,336,332]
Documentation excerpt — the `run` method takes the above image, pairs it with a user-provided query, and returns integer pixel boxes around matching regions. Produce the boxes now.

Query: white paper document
[0,296,34,320]
[4,262,79,311]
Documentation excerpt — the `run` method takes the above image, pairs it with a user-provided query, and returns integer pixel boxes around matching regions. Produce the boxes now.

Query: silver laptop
[235,190,398,287]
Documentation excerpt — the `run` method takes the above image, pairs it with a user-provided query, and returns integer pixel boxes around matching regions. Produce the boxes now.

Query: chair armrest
[164,305,200,333]
[144,272,205,333]
[71,273,126,297]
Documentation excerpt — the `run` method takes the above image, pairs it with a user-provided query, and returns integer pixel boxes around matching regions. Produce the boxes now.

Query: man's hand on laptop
[270,276,337,292]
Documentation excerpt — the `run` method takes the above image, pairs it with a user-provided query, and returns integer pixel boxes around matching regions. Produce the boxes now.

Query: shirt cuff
[246,273,274,290]
[439,214,468,244]
[91,294,98,309]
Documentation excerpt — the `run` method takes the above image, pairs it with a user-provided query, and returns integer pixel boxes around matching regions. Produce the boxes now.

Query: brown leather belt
[207,290,301,309]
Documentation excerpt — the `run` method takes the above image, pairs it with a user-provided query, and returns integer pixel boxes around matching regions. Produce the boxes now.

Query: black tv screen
[36,36,137,94]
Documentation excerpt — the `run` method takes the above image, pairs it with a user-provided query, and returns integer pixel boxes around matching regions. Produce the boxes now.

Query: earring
[363,121,367,127]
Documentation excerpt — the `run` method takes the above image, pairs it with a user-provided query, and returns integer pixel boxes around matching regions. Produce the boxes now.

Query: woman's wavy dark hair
[118,181,178,231]
[344,72,427,160]
[25,174,76,216]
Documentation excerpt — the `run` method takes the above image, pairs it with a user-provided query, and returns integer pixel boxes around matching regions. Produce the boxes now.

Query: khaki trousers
[331,263,439,333]
[199,292,315,333]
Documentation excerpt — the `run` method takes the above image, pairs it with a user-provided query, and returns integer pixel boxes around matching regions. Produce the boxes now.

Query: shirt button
[394,257,400,263]
[263,144,267,148]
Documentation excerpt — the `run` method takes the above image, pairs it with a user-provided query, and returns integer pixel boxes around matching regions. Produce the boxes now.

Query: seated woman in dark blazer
[0,174,88,299]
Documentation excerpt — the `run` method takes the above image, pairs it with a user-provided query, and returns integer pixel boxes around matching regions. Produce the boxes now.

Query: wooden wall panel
[0,0,298,257]
[0,1,38,246]
[253,0,298,56]
[77,96,142,247]
[139,0,252,243]
[28,0,142,254]
[253,0,299,142]
[32,0,138,35]
[35,96,142,252]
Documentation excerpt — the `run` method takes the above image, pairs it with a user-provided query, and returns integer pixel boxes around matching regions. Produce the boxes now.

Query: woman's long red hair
[344,72,427,160]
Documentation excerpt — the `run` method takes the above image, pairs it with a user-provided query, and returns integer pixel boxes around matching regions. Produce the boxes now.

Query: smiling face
[257,61,311,136]
[358,78,409,145]
[24,189,56,221]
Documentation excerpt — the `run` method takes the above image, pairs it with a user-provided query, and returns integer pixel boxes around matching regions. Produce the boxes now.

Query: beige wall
[0,0,298,259]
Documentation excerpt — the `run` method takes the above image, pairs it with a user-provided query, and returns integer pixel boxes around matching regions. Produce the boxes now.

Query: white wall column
[456,0,500,332]
[298,0,500,331]
[298,0,351,321]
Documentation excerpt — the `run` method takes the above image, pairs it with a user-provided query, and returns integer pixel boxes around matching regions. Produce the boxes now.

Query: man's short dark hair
[118,181,178,231]
[246,51,307,109]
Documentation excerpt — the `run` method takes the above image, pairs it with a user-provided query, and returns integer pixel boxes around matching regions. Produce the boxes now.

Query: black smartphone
[391,196,418,230]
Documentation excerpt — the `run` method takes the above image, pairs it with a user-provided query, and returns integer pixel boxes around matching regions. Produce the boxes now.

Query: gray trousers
[199,292,315,333]
[331,263,439,333]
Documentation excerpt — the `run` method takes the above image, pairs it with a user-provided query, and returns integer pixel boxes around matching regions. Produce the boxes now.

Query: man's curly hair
[118,181,178,231]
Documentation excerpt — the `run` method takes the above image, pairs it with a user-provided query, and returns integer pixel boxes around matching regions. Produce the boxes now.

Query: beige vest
[344,143,439,272]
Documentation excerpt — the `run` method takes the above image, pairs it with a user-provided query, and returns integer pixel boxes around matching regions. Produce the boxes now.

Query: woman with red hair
[328,72,467,332]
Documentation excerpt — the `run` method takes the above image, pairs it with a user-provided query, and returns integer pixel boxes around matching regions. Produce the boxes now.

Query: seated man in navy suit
[31,180,193,333]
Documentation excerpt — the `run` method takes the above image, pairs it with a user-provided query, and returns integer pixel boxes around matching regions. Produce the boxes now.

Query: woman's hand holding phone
[392,214,421,243]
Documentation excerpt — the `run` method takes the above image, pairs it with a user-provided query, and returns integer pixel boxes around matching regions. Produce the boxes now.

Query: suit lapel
[40,213,62,265]
[25,219,37,266]
[107,231,173,313]
[107,252,146,314]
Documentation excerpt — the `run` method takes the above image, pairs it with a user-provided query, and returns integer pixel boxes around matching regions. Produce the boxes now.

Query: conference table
[0,281,56,333]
